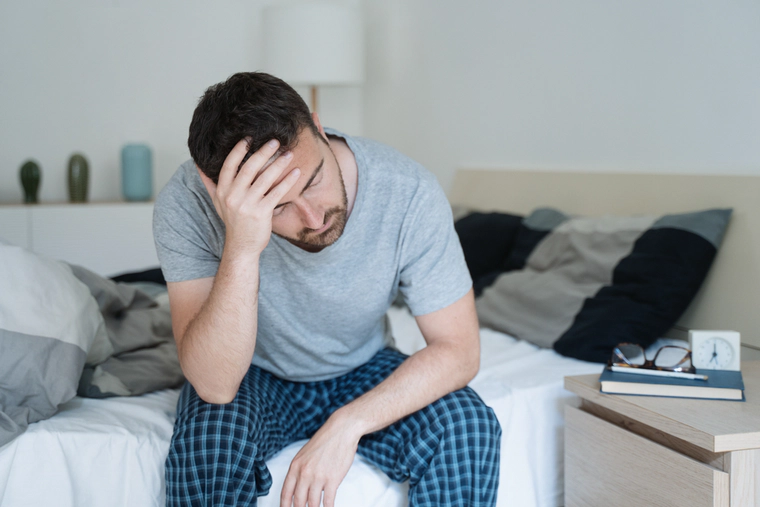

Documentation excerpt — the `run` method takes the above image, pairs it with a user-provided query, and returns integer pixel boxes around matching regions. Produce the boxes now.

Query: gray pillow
[0,239,108,446]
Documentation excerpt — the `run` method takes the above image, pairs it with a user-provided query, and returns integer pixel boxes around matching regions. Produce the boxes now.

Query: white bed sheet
[0,307,602,507]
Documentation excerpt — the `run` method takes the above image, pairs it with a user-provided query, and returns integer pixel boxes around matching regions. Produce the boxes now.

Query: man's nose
[297,201,324,230]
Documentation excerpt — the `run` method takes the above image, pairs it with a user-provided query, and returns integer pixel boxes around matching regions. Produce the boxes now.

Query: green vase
[19,159,41,203]
[68,153,89,203]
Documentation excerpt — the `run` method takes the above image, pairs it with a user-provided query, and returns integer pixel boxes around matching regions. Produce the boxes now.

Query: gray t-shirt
[153,129,472,382]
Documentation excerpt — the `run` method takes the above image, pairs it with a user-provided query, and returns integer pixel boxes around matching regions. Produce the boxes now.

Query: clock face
[694,337,734,370]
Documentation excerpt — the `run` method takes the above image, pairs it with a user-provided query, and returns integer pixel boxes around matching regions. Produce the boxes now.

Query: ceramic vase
[121,144,153,201]
[19,159,41,203]
[68,153,89,203]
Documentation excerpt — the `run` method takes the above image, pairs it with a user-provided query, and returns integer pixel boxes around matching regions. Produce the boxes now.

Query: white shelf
[0,202,158,277]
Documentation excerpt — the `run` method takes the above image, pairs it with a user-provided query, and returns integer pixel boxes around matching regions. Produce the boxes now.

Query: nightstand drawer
[565,405,729,507]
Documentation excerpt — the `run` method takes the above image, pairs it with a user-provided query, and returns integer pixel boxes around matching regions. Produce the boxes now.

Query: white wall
[0,0,362,204]
[364,0,760,192]
[2,0,759,203]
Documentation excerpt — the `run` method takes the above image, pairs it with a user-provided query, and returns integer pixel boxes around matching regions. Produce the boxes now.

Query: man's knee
[435,387,502,445]
[166,387,266,505]
[173,384,259,448]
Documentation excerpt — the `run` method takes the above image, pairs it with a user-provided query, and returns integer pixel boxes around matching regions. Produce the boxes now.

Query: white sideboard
[0,202,158,277]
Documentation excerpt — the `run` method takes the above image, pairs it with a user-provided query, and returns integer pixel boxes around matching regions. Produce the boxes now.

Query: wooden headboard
[449,169,760,358]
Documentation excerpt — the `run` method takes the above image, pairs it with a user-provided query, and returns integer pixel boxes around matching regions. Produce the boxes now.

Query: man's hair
[188,72,321,183]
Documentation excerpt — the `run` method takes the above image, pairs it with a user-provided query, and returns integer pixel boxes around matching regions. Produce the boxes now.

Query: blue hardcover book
[599,367,745,401]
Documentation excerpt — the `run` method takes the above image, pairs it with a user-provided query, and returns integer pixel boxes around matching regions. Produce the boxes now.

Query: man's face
[270,128,348,252]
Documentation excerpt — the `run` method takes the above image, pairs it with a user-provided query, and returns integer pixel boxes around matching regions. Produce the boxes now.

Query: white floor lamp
[262,2,365,114]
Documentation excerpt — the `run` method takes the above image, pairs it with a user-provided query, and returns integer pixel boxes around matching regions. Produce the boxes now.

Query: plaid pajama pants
[165,348,501,506]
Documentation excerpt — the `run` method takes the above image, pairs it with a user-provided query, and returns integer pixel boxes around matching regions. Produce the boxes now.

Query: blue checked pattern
[165,348,501,506]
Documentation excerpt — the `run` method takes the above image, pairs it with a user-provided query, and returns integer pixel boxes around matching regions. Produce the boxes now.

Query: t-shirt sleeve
[152,177,222,282]
[397,177,473,316]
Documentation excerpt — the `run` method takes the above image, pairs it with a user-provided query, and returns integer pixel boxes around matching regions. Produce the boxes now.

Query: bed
[0,304,601,507]
[2,168,758,506]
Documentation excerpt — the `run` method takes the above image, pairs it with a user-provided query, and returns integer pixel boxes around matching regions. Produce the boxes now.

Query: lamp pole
[262,2,365,116]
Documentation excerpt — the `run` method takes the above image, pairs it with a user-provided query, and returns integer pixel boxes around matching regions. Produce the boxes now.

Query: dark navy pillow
[454,211,523,296]
[111,267,166,286]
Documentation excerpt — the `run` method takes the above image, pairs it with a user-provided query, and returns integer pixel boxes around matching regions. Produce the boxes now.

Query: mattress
[0,307,602,507]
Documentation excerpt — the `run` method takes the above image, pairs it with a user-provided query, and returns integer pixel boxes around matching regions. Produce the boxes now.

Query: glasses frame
[610,343,696,374]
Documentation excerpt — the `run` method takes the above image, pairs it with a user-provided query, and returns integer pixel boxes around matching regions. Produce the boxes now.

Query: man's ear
[312,112,328,142]
[196,165,216,200]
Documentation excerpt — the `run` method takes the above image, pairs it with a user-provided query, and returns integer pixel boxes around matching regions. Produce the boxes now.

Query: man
[154,72,501,507]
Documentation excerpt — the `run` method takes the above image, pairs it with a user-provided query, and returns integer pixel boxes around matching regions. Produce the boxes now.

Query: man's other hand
[280,414,362,507]
[197,138,301,256]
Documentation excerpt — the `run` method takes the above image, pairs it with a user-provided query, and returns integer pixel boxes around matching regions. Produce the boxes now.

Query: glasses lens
[615,344,645,365]
[653,346,691,369]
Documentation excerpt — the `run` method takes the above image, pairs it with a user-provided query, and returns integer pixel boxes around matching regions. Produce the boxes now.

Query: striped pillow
[474,208,732,363]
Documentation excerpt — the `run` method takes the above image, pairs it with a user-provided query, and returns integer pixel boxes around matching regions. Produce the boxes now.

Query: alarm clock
[689,330,741,371]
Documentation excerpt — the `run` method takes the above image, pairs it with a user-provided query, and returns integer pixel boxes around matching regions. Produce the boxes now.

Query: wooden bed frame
[449,169,760,358]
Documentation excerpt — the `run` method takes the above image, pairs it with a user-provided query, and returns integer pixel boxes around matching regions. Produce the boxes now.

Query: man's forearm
[278,339,479,507]
[330,339,480,439]
[179,250,261,404]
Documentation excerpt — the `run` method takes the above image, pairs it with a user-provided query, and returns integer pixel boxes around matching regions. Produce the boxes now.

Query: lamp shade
[262,2,364,86]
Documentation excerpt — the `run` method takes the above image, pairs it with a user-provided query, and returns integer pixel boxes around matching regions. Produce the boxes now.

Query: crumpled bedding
[70,265,184,398]
[0,238,183,447]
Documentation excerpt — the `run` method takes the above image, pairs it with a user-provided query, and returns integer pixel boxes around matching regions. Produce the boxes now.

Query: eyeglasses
[610,343,696,374]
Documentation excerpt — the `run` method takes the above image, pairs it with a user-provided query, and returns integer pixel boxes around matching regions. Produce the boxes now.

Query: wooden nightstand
[563,361,760,507]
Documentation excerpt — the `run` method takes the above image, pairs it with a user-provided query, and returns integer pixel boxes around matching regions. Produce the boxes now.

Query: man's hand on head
[197,138,301,256]
[280,413,364,507]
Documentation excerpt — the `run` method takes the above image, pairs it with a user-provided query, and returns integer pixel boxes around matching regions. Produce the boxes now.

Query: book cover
[599,367,745,401]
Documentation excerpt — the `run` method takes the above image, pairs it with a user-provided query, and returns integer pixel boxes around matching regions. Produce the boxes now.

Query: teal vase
[19,159,41,203]
[121,144,153,201]
[68,153,89,203]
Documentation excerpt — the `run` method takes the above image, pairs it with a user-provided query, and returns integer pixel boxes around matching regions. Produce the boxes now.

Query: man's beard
[277,168,349,251]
